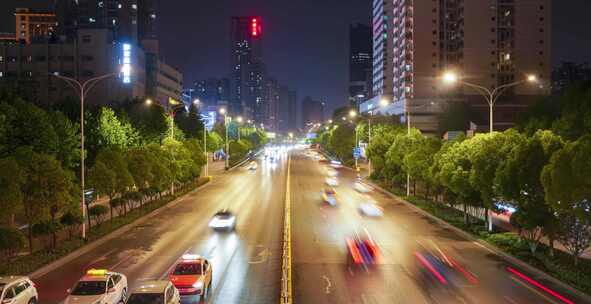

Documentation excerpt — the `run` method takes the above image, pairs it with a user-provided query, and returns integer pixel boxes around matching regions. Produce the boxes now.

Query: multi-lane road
[33,147,587,303]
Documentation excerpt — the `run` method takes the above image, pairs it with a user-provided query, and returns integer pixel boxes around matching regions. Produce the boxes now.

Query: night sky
[1,0,590,114]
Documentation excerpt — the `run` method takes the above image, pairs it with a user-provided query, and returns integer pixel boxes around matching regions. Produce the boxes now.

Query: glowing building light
[121,43,132,84]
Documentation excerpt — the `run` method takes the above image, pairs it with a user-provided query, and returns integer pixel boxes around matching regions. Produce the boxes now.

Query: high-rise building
[230,16,264,120]
[349,23,372,108]
[302,97,324,127]
[194,78,231,107]
[362,0,551,134]
[288,90,297,132]
[55,0,140,43]
[14,8,57,44]
[137,0,158,40]
[371,0,393,99]
[263,78,280,131]
[552,62,591,94]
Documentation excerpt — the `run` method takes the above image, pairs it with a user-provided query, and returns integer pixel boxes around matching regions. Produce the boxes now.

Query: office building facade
[371,0,393,99]
[362,0,551,134]
[349,23,373,108]
[302,97,324,127]
[15,8,58,44]
[230,16,264,120]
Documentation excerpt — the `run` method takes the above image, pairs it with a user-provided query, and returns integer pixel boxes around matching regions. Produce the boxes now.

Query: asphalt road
[34,153,287,304]
[290,150,587,304]
[32,147,588,304]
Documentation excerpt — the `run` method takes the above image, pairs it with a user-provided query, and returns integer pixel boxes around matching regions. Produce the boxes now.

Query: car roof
[0,276,27,285]
[80,270,117,282]
[131,280,169,294]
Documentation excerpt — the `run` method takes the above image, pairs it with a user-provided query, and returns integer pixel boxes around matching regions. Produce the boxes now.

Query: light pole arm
[490,80,526,105]
[460,81,493,104]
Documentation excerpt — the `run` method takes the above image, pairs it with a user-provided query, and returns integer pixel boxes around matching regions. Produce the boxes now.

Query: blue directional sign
[353,147,361,159]
[200,111,216,132]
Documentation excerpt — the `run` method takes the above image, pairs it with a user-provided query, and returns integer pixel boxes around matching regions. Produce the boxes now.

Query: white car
[354,182,371,193]
[329,160,343,168]
[358,202,384,217]
[127,280,180,304]
[326,169,338,177]
[248,161,258,170]
[0,276,38,304]
[209,210,237,231]
[325,177,339,187]
[65,269,128,304]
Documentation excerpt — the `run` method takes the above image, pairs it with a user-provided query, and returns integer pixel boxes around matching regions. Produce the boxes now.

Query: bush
[0,227,26,259]
[60,212,82,239]
[88,205,109,225]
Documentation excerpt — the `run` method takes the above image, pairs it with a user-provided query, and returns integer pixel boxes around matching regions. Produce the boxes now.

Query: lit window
[150,14,156,19]
[118,3,122,9]
[98,1,103,7]
[132,4,137,9]
[89,17,96,23]
[112,19,116,25]
[0,72,3,77]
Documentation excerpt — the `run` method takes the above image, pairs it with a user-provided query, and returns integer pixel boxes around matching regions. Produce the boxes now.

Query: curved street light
[442,71,538,132]
[49,72,118,240]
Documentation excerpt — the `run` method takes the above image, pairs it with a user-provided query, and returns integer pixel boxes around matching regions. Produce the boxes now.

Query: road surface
[291,150,585,304]
[34,153,287,304]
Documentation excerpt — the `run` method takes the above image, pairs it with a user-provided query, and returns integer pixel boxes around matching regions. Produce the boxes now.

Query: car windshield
[127,293,164,304]
[173,263,202,275]
[215,212,232,218]
[71,281,106,296]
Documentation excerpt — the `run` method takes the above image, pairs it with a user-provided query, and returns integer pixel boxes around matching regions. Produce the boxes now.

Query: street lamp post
[192,99,208,177]
[219,108,230,169]
[236,116,243,141]
[349,110,358,169]
[49,72,116,240]
[443,72,537,133]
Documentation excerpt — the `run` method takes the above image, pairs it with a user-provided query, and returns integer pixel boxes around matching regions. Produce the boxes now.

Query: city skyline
[2,1,590,116]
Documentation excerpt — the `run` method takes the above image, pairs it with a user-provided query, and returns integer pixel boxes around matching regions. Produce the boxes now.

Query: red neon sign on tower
[251,17,261,37]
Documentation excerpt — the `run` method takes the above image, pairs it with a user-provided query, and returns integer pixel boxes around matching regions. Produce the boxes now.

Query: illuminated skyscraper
[230,16,264,120]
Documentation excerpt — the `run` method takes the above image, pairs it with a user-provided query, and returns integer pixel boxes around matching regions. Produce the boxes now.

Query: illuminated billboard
[121,43,132,84]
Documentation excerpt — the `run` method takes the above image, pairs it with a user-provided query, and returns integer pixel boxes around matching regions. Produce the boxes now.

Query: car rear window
[71,281,106,296]
[127,293,164,304]
[173,263,202,275]
[215,212,232,218]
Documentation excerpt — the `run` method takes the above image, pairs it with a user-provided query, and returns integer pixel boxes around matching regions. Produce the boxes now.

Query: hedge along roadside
[0,177,211,277]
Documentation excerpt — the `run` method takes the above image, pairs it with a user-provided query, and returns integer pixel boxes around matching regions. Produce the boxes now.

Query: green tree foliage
[206,131,223,152]
[88,205,108,226]
[495,130,564,254]
[175,104,204,139]
[95,148,134,201]
[518,84,591,140]
[0,99,58,157]
[49,111,80,170]
[60,211,82,239]
[88,160,117,219]
[0,157,24,227]
[14,148,74,253]
[118,99,168,143]
[404,134,441,194]
[126,147,154,190]
[97,107,140,149]
[0,227,26,259]
[366,124,402,179]
[329,124,355,165]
